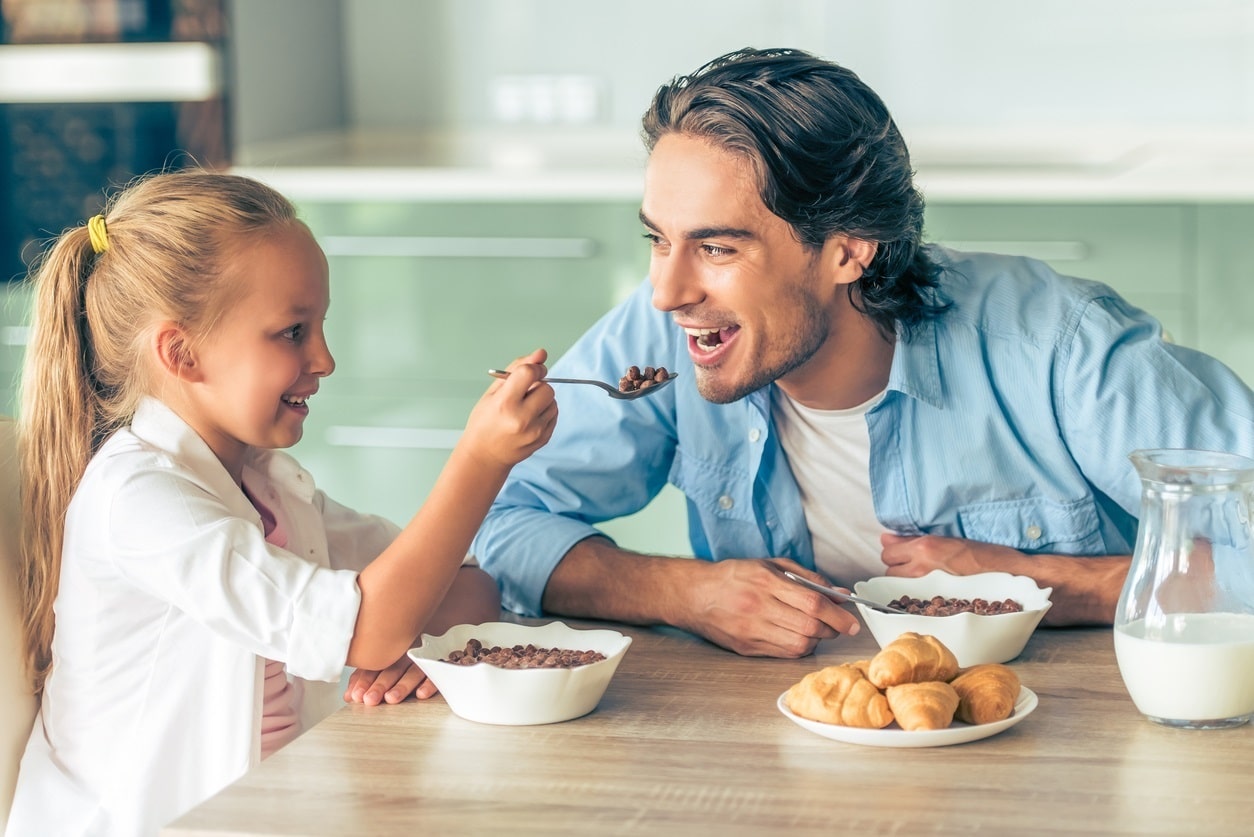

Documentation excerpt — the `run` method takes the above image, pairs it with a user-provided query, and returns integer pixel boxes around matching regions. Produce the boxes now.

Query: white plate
[777,686,1038,748]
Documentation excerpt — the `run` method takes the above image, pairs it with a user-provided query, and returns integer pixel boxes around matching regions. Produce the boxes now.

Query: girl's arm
[345,352,557,669]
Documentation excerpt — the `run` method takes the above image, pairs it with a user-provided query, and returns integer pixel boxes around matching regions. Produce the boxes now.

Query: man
[472,47,1254,658]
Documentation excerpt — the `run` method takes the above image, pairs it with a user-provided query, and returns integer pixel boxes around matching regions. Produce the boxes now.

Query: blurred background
[4,0,1254,550]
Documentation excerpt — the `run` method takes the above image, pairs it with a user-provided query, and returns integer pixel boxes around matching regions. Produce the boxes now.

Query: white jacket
[6,399,399,836]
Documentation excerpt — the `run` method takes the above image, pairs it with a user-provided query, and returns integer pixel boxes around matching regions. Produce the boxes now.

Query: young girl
[6,171,558,836]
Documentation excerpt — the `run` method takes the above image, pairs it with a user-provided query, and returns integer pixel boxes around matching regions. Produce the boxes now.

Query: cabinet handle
[936,240,1090,262]
[1,326,28,346]
[326,425,461,450]
[318,236,597,259]
[0,42,221,103]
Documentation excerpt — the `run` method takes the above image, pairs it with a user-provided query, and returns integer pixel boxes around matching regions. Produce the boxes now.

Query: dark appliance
[0,0,230,282]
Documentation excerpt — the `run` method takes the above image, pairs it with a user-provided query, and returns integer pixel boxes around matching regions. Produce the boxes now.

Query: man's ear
[825,235,878,286]
[153,321,201,382]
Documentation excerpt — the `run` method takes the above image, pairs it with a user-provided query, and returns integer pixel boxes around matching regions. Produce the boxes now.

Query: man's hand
[879,532,1016,577]
[672,558,861,658]
[543,539,860,659]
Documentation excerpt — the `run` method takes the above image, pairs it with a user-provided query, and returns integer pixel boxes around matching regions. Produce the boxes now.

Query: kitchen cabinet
[923,203,1196,348]
[0,284,30,419]
[0,198,1244,560]
[290,199,694,555]
[1195,206,1254,387]
[296,199,1218,558]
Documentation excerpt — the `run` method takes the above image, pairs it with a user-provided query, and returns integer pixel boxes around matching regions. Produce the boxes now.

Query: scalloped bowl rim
[407,621,632,725]
[854,569,1054,612]
[851,570,1053,666]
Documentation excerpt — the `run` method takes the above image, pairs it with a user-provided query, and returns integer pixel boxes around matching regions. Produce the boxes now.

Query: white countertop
[230,127,1254,204]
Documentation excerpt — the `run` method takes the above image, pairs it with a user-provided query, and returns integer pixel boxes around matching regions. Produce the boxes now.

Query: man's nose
[650,253,701,312]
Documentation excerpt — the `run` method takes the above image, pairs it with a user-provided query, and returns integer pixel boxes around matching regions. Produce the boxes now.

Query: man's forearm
[1000,551,1131,626]
[540,536,696,627]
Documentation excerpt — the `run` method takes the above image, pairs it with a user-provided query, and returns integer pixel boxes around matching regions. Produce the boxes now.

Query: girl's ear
[153,321,202,382]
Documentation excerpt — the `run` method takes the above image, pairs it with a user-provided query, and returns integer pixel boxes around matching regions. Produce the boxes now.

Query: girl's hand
[461,348,559,468]
[343,655,438,705]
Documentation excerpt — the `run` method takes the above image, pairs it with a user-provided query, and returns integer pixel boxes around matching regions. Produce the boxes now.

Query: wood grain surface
[165,615,1254,836]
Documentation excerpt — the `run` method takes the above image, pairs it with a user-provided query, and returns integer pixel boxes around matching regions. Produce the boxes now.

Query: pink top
[245,485,305,759]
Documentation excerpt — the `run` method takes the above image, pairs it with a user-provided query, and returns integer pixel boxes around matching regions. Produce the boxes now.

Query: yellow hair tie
[87,214,109,254]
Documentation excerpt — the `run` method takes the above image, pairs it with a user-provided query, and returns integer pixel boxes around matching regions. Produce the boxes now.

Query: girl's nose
[310,335,335,377]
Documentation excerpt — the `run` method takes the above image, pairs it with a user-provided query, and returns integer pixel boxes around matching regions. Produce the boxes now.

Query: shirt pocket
[669,448,756,524]
[956,496,1104,554]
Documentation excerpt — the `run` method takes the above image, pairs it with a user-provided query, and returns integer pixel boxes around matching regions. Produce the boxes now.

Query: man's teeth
[685,327,724,352]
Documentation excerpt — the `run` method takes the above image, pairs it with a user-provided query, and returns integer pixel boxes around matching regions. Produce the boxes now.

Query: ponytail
[18,226,107,694]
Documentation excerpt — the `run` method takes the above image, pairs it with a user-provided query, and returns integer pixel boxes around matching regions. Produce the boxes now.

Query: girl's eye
[281,324,305,342]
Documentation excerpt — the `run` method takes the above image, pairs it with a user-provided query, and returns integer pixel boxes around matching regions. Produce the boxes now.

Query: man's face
[640,132,848,404]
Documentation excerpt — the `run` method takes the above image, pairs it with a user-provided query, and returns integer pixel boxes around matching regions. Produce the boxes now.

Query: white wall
[228,0,347,146]
[232,0,1254,145]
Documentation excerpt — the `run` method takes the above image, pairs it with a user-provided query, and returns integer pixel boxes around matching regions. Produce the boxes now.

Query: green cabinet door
[0,284,32,418]
[289,199,692,556]
[1195,205,1254,387]
[924,204,1195,347]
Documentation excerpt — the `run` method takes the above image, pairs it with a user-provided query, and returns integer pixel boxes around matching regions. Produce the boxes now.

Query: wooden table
[165,618,1253,836]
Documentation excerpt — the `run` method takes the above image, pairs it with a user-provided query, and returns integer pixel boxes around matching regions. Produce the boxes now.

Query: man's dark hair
[642,47,946,335]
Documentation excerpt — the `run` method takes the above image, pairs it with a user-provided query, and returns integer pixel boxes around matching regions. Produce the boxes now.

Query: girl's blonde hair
[17,170,298,695]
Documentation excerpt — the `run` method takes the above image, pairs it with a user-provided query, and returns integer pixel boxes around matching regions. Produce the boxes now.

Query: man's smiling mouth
[684,326,739,352]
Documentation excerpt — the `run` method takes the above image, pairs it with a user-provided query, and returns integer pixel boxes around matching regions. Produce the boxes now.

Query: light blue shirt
[473,247,1254,616]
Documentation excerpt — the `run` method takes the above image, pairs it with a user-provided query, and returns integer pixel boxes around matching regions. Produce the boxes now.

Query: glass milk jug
[1114,449,1254,729]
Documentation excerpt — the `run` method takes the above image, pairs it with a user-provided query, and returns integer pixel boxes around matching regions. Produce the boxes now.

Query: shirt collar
[886,317,944,409]
[129,397,316,506]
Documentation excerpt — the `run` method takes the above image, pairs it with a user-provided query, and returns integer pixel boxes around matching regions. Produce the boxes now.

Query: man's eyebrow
[639,210,756,241]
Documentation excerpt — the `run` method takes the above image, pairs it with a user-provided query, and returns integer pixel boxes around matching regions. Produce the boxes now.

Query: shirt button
[718,495,734,510]
[748,428,761,443]
[1025,524,1042,541]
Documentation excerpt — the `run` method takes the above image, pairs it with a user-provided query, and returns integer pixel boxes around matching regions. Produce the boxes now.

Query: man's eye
[641,232,662,246]
[703,244,732,257]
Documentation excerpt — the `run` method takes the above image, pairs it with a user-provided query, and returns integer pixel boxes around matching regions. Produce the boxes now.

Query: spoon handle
[782,571,903,614]
[487,369,615,391]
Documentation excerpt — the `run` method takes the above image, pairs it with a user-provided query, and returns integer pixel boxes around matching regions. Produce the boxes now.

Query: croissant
[785,664,894,729]
[950,664,1021,725]
[867,632,960,688]
[884,680,960,731]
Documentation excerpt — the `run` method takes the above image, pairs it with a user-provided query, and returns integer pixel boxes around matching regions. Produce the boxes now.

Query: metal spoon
[782,571,906,614]
[487,369,677,400]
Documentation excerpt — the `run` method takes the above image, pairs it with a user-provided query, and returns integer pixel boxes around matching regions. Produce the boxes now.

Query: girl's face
[180,222,334,480]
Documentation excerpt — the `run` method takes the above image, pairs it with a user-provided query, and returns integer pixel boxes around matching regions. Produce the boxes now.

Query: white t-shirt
[771,386,888,586]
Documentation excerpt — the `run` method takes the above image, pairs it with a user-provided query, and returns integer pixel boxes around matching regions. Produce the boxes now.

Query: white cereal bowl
[407,621,632,726]
[852,570,1053,667]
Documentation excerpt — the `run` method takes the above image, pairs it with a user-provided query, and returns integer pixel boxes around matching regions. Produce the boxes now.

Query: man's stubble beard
[693,282,832,405]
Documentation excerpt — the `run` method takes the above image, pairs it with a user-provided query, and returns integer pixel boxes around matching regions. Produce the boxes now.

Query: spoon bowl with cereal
[488,365,677,400]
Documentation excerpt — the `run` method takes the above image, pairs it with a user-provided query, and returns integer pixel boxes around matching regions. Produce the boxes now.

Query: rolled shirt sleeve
[107,464,362,683]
